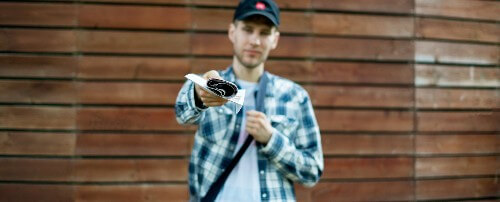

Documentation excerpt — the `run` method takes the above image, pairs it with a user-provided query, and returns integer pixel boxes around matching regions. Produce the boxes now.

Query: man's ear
[271,31,280,50]
[228,23,236,43]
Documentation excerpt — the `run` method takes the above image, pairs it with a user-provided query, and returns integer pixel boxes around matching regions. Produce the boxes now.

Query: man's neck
[232,58,264,83]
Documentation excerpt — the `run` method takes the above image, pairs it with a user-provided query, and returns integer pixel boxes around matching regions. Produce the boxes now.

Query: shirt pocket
[269,115,299,139]
[198,105,235,143]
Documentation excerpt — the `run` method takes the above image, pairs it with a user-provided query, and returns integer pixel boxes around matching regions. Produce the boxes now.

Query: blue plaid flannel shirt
[175,67,323,202]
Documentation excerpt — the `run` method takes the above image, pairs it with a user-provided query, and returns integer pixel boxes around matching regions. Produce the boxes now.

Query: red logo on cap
[256,2,266,10]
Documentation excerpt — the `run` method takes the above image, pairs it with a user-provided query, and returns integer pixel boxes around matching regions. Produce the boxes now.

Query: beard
[234,50,267,69]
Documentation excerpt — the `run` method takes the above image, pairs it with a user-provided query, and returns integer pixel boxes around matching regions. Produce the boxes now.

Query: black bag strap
[201,72,269,202]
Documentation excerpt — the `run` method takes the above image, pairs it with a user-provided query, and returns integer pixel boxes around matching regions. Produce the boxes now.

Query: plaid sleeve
[175,80,207,125]
[260,88,324,187]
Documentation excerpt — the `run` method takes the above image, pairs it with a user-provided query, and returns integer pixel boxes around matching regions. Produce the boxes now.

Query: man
[175,0,323,201]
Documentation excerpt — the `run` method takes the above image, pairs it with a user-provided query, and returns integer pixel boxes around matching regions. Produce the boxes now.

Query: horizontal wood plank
[0,158,188,182]
[416,156,497,177]
[323,157,413,179]
[417,112,499,132]
[416,178,498,200]
[0,55,76,78]
[416,88,498,109]
[322,134,413,155]
[76,133,192,156]
[0,132,75,155]
[306,85,413,108]
[416,18,499,43]
[0,184,74,202]
[415,65,499,87]
[76,107,189,131]
[78,31,190,54]
[415,41,498,65]
[75,159,188,182]
[416,134,499,154]
[79,5,190,29]
[0,29,76,52]
[78,82,182,105]
[313,14,413,37]
[78,56,190,80]
[316,110,413,131]
[415,0,500,21]
[0,106,75,130]
[313,37,413,60]
[311,0,413,14]
[0,158,72,181]
[0,80,76,103]
[76,184,188,202]
[296,181,414,202]
[0,2,77,26]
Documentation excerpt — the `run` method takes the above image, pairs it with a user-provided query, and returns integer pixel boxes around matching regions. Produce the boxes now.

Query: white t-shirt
[216,79,261,202]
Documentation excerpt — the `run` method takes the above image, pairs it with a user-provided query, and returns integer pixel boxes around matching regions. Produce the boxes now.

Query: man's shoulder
[267,72,309,98]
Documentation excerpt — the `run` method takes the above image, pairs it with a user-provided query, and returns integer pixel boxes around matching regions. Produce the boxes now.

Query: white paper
[185,74,245,112]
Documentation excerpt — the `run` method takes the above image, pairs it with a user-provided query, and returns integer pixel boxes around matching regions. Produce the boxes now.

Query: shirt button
[259,170,264,175]
[262,193,267,198]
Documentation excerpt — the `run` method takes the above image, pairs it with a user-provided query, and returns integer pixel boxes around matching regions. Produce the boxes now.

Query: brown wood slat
[0,158,72,181]
[0,106,75,130]
[311,0,413,14]
[79,5,191,30]
[417,112,499,132]
[317,110,413,131]
[78,56,190,80]
[78,31,189,54]
[78,82,182,105]
[415,41,498,65]
[192,8,231,31]
[0,80,76,103]
[416,88,498,109]
[0,132,75,155]
[313,14,413,37]
[77,107,189,131]
[0,29,76,52]
[416,178,498,200]
[306,85,413,108]
[0,184,74,202]
[76,185,188,202]
[0,2,77,26]
[416,134,499,154]
[85,0,187,4]
[416,156,497,177]
[75,159,188,182]
[313,37,413,60]
[322,134,413,155]
[323,157,413,179]
[415,65,499,88]
[296,181,414,202]
[301,62,413,84]
[0,55,77,78]
[280,11,312,34]
[416,18,499,43]
[193,0,311,9]
[76,133,192,156]
[415,0,500,21]
[191,33,232,56]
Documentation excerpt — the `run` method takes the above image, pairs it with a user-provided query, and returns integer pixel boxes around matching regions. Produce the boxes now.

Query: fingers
[203,70,222,80]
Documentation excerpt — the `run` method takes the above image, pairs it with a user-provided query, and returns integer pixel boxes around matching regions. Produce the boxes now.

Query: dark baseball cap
[233,0,280,27]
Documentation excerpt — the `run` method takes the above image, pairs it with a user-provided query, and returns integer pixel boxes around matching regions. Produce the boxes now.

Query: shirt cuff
[260,130,285,159]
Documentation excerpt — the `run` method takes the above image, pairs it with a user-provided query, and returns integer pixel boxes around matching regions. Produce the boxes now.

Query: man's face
[228,19,280,69]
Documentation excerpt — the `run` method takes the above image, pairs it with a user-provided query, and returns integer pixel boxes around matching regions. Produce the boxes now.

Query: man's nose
[249,32,261,46]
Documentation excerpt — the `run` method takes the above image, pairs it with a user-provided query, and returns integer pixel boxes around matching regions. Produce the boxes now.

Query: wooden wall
[0,0,498,201]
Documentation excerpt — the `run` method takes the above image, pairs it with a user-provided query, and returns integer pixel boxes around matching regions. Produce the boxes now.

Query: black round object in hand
[206,78,238,98]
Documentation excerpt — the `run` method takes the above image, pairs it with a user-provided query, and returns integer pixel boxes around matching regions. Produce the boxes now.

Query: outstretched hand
[194,70,229,107]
